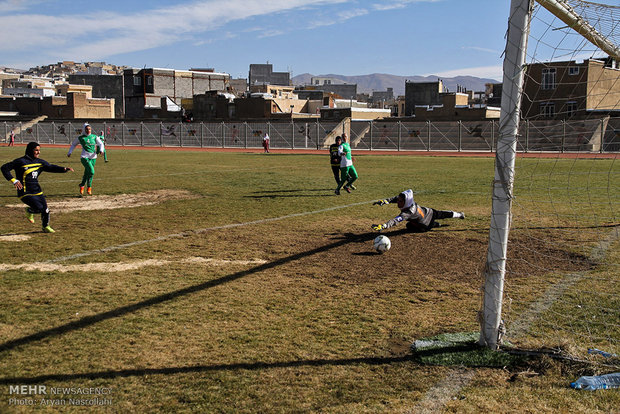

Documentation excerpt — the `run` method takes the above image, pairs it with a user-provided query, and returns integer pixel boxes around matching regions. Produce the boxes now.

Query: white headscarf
[83,123,91,135]
[400,189,415,210]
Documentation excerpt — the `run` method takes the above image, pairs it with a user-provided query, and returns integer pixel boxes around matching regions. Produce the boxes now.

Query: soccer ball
[373,235,391,253]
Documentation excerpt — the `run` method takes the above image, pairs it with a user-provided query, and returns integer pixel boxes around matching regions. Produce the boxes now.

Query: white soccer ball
[373,235,391,253]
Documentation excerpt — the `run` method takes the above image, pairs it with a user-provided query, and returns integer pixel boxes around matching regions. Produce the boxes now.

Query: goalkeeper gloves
[371,223,385,231]
[373,199,389,206]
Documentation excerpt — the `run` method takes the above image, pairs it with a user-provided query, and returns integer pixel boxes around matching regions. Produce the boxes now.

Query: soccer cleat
[349,185,357,190]
[344,186,351,193]
[25,209,35,223]
[334,189,340,195]
[79,186,84,195]
[87,187,92,195]
[458,212,465,219]
[42,226,55,233]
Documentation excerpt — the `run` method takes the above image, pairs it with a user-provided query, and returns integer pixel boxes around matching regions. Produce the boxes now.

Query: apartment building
[521,57,620,119]
[248,64,291,87]
[123,68,230,119]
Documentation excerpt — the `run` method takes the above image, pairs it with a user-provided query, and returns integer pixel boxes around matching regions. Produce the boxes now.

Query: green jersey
[68,134,104,160]
[338,142,353,167]
[78,134,99,153]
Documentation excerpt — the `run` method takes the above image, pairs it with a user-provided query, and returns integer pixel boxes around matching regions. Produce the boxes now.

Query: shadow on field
[0,231,380,355]
[0,355,415,385]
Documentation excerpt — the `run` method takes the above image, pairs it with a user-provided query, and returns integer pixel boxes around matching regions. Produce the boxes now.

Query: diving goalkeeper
[371,189,465,232]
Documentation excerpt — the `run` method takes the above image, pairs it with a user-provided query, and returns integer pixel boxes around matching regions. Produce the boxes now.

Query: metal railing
[3,118,619,152]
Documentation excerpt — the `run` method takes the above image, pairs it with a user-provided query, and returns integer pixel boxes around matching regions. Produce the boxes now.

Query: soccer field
[0,146,617,413]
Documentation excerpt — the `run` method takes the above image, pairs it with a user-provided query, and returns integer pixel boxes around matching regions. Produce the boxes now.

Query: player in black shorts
[371,189,465,232]
[2,142,74,233]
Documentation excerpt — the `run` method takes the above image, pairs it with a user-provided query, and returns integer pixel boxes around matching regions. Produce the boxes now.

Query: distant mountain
[292,73,500,96]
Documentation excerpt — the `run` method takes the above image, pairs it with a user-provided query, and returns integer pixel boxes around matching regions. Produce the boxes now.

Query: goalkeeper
[371,189,465,232]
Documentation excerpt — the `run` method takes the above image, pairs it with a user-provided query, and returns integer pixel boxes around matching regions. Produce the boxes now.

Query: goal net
[480,0,619,367]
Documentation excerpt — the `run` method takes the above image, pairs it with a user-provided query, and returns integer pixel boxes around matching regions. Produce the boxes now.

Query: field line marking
[410,368,475,413]
[45,200,373,264]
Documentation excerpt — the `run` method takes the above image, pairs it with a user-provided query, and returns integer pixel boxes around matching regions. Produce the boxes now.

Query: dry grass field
[0,146,617,413]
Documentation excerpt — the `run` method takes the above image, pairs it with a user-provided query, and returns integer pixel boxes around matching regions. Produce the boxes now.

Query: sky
[0,0,514,81]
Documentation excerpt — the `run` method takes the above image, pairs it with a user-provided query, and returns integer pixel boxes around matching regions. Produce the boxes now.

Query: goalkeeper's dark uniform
[372,189,465,232]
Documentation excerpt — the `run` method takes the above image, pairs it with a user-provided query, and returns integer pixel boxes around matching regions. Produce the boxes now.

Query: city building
[370,88,394,106]
[55,83,93,98]
[321,98,390,121]
[1,77,57,98]
[310,76,346,86]
[404,80,444,116]
[521,57,620,119]
[123,68,230,119]
[0,92,114,119]
[68,74,125,118]
[248,64,291,87]
[193,84,322,120]
[411,92,500,121]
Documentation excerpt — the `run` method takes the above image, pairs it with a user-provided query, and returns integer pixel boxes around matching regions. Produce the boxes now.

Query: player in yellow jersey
[2,142,74,233]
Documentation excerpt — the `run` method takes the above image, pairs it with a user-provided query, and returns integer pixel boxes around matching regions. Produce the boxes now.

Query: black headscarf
[25,142,40,159]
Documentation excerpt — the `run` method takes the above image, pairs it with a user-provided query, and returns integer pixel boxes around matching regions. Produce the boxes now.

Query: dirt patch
[0,256,267,273]
[6,189,198,213]
[258,225,594,288]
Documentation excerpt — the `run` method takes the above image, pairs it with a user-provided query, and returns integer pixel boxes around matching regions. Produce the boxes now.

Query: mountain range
[291,73,501,96]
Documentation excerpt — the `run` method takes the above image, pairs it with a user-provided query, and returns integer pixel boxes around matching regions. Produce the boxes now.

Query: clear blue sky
[0,0,512,81]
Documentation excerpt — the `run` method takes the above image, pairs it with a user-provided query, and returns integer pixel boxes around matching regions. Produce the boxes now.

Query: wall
[405,81,443,116]
[68,74,124,118]
[0,93,114,119]
[68,93,115,119]
[413,105,499,121]
[249,64,290,86]
[122,68,229,118]
[520,59,620,119]
[317,84,357,100]
[521,60,588,119]
[586,60,620,112]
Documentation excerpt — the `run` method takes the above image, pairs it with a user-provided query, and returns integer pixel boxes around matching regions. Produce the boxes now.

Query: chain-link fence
[2,119,618,152]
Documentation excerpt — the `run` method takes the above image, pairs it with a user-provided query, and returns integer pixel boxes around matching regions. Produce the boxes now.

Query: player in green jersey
[334,133,358,195]
[67,123,105,195]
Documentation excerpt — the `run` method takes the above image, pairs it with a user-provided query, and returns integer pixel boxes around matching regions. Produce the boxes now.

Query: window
[133,76,142,86]
[566,101,578,117]
[147,77,153,86]
[541,68,556,90]
[540,102,555,117]
[569,66,579,75]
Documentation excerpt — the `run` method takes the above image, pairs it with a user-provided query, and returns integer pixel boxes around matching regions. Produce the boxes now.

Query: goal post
[479,0,532,349]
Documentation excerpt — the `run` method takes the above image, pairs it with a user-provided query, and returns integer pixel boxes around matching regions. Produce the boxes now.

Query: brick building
[123,68,230,119]
[521,58,620,119]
